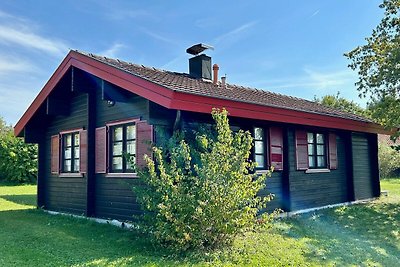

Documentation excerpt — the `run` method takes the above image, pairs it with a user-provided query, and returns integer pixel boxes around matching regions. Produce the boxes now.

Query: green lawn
[0,179,399,266]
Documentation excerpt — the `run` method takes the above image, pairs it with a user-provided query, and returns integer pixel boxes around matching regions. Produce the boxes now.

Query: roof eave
[14,50,389,138]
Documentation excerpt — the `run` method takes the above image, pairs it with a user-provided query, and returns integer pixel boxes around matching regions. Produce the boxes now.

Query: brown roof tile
[78,51,372,123]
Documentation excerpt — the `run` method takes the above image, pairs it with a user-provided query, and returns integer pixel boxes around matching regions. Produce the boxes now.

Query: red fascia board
[170,92,387,134]
[14,52,74,136]
[69,52,175,101]
[14,50,387,137]
[69,58,173,107]
[14,51,176,136]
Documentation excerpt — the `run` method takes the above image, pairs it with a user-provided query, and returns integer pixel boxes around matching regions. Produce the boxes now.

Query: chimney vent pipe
[221,76,226,88]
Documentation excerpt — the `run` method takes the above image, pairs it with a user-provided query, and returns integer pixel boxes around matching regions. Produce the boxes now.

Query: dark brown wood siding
[289,129,349,211]
[352,133,377,200]
[178,110,285,212]
[43,93,88,215]
[34,70,379,220]
[94,87,149,221]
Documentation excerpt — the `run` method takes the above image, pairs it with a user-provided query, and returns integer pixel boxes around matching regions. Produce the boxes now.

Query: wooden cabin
[14,46,385,221]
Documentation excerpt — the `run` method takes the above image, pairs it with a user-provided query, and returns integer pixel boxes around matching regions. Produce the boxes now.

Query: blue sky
[0,0,383,125]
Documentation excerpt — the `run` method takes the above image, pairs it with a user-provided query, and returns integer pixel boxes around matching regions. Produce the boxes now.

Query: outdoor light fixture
[107,100,115,107]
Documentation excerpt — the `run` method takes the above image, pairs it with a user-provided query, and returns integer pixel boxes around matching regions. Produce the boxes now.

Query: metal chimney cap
[186,43,214,55]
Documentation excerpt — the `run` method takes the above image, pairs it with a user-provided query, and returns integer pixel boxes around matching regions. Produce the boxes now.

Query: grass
[0,179,399,266]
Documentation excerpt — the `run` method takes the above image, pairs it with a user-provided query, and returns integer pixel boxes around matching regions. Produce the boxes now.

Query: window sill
[256,169,270,174]
[58,173,84,178]
[105,173,138,179]
[305,168,330,174]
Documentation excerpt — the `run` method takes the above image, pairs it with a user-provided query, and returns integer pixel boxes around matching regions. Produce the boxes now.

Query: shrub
[133,108,272,251]
[0,117,37,183]
[378,142,400,178]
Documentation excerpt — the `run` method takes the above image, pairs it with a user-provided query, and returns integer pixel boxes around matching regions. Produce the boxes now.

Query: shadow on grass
[0,181,36,186]
[0,209,210,267]
[282,202,400,266]
[2,194,36,206]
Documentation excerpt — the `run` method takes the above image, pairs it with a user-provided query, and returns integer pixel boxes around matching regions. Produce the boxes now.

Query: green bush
[133,108,272,251]
[378,142,400,178]
[0,117,37,183]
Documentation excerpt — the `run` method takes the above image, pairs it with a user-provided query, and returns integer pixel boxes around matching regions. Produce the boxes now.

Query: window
[307,132,326,168]
[62,132,80,173]
[51,129,86,175]
[110,123,136,173]
[254,127,266,168]
[95,119,153,176]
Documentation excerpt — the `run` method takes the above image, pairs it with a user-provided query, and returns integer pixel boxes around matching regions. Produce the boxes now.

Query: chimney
[221,76,226,88]
[213,64,219,84]
[186,43,214,80]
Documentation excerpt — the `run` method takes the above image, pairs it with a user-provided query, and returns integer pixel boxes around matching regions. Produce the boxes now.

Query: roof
[81,51,372,124]
[15,50,386,137]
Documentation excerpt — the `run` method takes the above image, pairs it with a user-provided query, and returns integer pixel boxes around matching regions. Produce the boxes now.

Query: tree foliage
[378,142,400,177]
[345,0,400,139]
[314,92,367,117]
[133,108,272,251]
[0,117,37,183]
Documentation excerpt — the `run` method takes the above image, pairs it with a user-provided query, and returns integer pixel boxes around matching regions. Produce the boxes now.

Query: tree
[0,117,12,135]
[132,108,272,251]
[378,141,400,177]
[0,117,37,183]
[314,92,367,117]
[345,0,400,139]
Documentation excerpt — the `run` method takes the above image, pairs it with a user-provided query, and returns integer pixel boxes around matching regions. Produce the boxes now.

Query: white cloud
[0,10,68,57]
[100,42,126,58]
[0,54,38,75]
[139,27,178,45]
[253,67,356,91]
[0,10,67,124]
[0,25,68,57]
[310,10,320,18]
[242,66,365,103]
[214,21,258,45]
[0,79,42,125]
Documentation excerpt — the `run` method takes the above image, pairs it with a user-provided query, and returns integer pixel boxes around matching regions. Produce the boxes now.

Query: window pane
[254,127,263,140]
[255,141,264,154]
[113,142,123,156]
[112,157,123,170]
[307,133,314,143]
[113,127,123,141]
[316,133,324,144]
[127,140,136,155]
[74,147,80,159]
[65,135,72,146]
[255,155,264,168]
[127,125,136,140]
[127,156,136,170]
[64,159,71,172]
[308,156,315,168]
[74,133,79,146]
[317,156,326,167]
[308,144,314,155]
[64,147,71,159]
[317,145,325,155]
[74,159,80,172]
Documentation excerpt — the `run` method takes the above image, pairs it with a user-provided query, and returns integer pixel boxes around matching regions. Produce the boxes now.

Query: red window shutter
[136,120,153,169]
[269,127,283,171]
[296,130,308,170]
[51,135,60,174]
[329,133,338,170]
[95,127,107,174]
[80,130,87,173]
